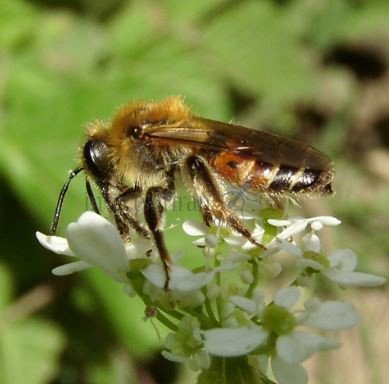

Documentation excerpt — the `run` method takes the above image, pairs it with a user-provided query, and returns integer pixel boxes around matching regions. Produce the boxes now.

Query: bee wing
[146,116,332,170]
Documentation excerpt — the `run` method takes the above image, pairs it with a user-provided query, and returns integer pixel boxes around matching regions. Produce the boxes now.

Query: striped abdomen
[210,152,334,195]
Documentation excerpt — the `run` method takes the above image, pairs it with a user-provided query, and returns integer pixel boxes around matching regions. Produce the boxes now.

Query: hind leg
[185,155,264,248]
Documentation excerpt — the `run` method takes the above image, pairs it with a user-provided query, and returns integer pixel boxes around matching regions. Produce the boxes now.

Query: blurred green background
[0,0,388,383]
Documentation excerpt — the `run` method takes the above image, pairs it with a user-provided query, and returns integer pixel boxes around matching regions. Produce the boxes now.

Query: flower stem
[155,309,178,331]
[246,259,259,298]
[196,356,263,384]
[214,249,223,322]
[204,296,219,326]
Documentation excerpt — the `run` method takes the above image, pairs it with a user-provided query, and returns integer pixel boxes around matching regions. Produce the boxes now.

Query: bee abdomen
[210,152,333,195]
[266,165,333,194]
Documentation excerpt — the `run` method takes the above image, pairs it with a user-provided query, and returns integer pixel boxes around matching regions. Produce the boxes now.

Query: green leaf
[341,1,389,39]
[203,1,315,103]
[0,0,38,50]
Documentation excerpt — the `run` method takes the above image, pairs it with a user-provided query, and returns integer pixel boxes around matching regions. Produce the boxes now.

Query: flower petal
[66,212,128,281]
[36,232,74,256]
[275,287,301,309]
[277,331,339,364]
[296,258,324,271]
[310,221,323,231]
[328,249,357,271]
[52,261,91,275]
[276,220,308,240]
[205,234,218,248]
[309,216,341,226]
[182,220,208,236]
[303,301,359,330]
[271,357,308,384]
[161,350,186,363]
[230,296,257,315]
[142,264,214,292]
[125,237,152,259]
[267,219,292,227]
[192,238,206,247]
[277,334,309,364]
[302,233,320,253]
[204,326,267,357]
[224,234,245,247]
[324,270,386,287]
[276,239,303,257]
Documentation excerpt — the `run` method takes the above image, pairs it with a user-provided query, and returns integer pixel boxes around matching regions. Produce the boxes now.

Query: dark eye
[128,126,143,139]
[83,139,112,181]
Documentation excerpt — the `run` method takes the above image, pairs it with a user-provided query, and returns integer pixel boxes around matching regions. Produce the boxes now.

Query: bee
[51,96,334,288]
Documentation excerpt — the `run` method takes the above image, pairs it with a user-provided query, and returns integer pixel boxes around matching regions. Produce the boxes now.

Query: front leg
[100,183,148,240]
[86,177,101,214]
[87,181,148,237]
[115,185,150,239]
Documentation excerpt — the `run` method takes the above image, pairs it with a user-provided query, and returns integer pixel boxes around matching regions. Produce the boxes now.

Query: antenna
[50,167,84,234]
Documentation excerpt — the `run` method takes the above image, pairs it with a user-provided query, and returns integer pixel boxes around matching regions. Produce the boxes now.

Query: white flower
[262,287,351,384]
[36,211,130,282]
[195,285,357,382]
[268,216,341,240]
[163,316,210,371]
[271,288,356,362]
[36,209,385,383]
[277,231,386,288]
[36,212,217,294]
[322,249,386,287]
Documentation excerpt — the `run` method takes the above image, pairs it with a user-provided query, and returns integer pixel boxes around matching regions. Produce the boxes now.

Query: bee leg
[98,184,130,240]
[116,184,143,200]
[143,167,176,290]
[201,205,213,227]
[85,178,101,214]
[186,156,265,249]
[144,187,172,290]
[115,185,150,239]
[98,183,145,241]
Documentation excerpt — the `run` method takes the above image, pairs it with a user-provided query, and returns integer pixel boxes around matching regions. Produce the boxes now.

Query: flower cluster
[36,210,385,384]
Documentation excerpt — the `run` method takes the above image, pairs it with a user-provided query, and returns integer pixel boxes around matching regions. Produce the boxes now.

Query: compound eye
[83,140,111,180]
[128,125,143,140]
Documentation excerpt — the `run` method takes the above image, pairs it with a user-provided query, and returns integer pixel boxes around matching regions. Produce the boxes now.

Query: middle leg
[143,166,176,289]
